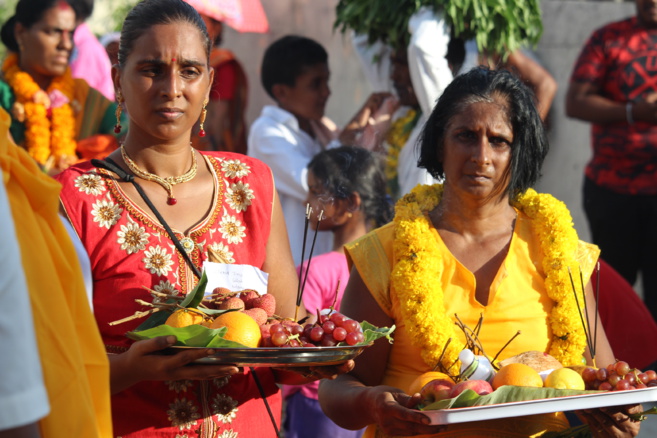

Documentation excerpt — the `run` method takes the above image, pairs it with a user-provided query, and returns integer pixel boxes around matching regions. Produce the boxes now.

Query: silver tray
[165,343,371,367]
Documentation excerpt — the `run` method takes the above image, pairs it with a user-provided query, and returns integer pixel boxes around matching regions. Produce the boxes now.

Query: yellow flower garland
[2,53,77,165]
[391,184,588,372]
[384,108,419,198]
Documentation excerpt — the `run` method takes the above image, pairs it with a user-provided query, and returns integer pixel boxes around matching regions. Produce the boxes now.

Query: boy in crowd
[248,35,388,265]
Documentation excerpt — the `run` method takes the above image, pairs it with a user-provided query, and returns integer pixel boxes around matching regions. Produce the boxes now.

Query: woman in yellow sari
[0,0,123,174]
[319,67,641,438]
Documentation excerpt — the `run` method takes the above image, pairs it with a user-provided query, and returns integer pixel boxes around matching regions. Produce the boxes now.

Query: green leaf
[421,386,601,411]
[134,310,171,331]
[128,320,395,348]
[180,269,208,308]
[360,321,396,345]
[127,324,224,345]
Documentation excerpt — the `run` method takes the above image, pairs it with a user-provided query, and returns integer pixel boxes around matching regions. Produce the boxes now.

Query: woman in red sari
[56,0,343,436]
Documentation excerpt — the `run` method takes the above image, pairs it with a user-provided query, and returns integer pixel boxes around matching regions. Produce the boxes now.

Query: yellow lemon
[407,371,455,395]
[545,368,585,390]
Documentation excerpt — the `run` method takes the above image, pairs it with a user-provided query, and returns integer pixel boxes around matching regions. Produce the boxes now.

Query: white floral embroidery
[74,173,105,196]
[213,376,231,389]
[167,398,199,430]
[117,221,149,254]
[166,380,193,393]
[207,242,235,264]
[219,215,245,244]
[226,182,254,213]
[217,430,238,438]
[91,198,122,229]
[152,280,179,304]
[211,394,238,424]
[221,159,250,178]
[143,245,174,276]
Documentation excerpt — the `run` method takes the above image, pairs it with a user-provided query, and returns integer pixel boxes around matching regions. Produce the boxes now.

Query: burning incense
[568,267,594,357]
[295,205,313,320]
[300,210,324,305]
[593,261,600,360]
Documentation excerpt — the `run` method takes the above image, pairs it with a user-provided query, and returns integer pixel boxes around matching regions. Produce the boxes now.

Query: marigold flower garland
[2,53,77,165]
[391,184,588,372]
[384,108,419,198]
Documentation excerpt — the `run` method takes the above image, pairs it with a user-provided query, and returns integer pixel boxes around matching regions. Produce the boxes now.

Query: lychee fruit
[240,289,260,309]
[252,293,276,317]
[218,296,245,311]
[243,308,268,326]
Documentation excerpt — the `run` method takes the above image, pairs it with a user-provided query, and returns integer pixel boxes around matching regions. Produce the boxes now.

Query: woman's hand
[362,385,446,436]
[576,404,642,438]
[109,336,240,394]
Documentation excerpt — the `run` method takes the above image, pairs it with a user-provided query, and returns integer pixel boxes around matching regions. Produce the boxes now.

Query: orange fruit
[165,308,208,328]
[210,311,262,348]
[408,371,455,395]
[492,363,544,390]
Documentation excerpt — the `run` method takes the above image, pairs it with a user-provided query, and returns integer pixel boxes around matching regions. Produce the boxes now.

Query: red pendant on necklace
[167,197,177,205]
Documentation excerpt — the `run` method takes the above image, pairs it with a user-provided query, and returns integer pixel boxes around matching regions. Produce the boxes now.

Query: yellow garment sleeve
[0,108,112,438]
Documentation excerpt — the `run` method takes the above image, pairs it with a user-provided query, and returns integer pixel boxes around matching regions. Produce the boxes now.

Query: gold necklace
[120,145,198,205]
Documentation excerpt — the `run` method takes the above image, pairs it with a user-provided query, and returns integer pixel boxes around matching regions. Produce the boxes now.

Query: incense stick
[568,267,594,355]
[300,210,324,304]
[593,261,600,360]
[295,204,312,321]
[578,267,594,360]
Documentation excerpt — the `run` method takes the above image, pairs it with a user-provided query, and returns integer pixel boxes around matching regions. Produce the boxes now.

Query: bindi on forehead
[56,0,72,10]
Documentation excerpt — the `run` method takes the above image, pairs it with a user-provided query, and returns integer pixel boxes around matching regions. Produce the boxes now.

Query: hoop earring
[198,101,208,137]
[114,93,123,134]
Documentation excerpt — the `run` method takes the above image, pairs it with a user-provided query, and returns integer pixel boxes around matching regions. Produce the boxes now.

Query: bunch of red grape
[260,311,365,348]
[581,361,657,391]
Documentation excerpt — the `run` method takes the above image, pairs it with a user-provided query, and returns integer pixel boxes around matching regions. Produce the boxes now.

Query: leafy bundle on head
[334,0,543,58]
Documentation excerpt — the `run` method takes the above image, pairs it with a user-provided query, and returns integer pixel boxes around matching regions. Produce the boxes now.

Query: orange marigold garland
[2,53,77,165]
[391,184,588,372]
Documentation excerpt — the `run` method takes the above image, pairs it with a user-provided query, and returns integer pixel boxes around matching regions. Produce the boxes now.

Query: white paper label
[202,261,269,296]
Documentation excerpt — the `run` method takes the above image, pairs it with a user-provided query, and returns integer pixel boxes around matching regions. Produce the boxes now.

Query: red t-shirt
[570,17,657,195]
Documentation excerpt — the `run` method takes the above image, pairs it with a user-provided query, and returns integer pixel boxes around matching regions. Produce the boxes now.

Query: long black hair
[418,67,548,198]
[308,146,392,228]
[117,0,211,68]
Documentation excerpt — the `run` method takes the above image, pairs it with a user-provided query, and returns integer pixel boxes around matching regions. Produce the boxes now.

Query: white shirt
[352,8,480,198]
[248,105,333,266]
[0,176,50,431]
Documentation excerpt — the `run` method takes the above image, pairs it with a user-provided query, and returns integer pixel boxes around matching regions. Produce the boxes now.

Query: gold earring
[199,100,208,137]
[114,93,123,133]
[347,212,353,218]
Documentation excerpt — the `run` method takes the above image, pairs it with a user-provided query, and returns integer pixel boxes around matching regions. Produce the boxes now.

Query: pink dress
[57,152,282,437]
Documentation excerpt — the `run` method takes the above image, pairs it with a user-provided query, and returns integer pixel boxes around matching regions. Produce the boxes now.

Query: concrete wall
[536,0,634,241]
[220,0,371,128]
[220,0,636,242]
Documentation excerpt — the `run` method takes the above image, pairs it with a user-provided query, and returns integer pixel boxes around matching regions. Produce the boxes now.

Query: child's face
[306,170,341,231]
[277,63,331,122]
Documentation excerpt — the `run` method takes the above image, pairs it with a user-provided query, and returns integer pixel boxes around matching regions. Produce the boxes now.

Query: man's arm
[567,81,657,125]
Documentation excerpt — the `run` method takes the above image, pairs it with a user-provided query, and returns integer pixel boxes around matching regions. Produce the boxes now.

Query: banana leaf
[421,386,600,411]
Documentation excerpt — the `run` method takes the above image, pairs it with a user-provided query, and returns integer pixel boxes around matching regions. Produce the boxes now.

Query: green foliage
[334,0,543,56]
[0,0,19,61]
